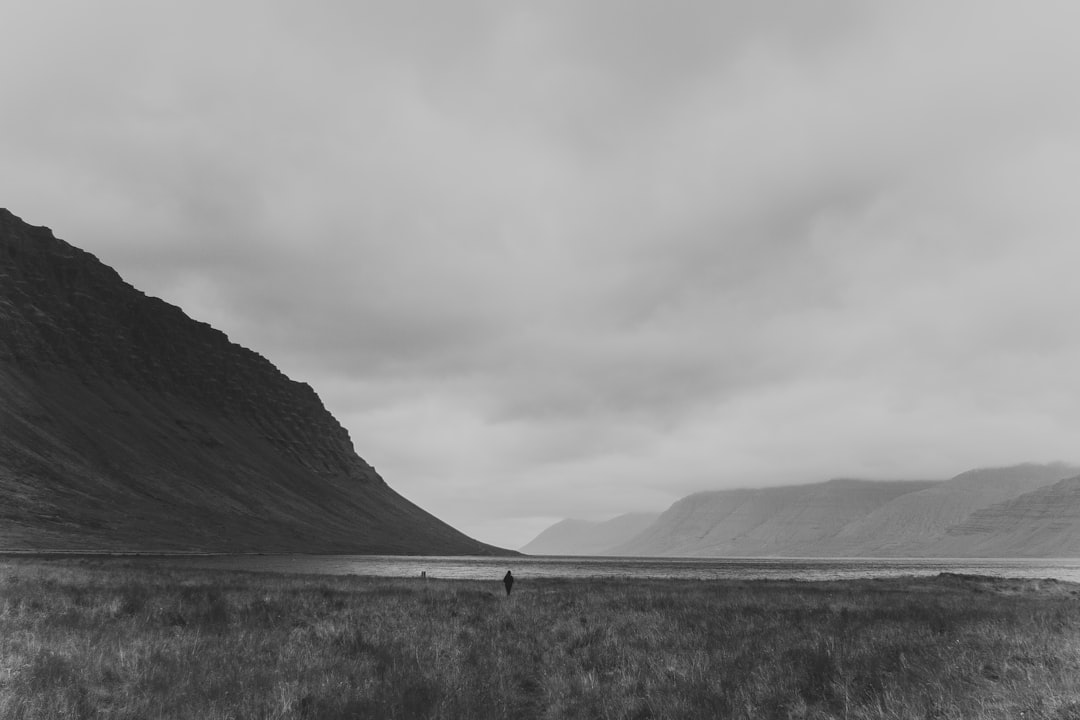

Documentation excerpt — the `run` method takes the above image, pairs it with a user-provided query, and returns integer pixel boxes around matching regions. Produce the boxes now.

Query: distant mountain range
[523,463,1080,557]
[0,208,507,554]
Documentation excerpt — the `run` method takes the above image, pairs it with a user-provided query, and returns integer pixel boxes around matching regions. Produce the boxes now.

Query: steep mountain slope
[819,463,1080,556]
[611,479,939,557]
[0,208,506,554]
[520,512,659,555]
[921,474,1080,557]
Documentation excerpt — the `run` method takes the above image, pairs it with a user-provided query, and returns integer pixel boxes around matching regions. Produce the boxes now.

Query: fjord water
[171,555,1080,583]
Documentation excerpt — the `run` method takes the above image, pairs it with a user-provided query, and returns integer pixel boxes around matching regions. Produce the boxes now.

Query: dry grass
[3,559,1080,719]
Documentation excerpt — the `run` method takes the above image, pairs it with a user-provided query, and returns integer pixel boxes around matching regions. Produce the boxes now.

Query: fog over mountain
[520,513,659,556]
[925,476,1080,558]
[4,3,1080,547]
[525,464,1080,557]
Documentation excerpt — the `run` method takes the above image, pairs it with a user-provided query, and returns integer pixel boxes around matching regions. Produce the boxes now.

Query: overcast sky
[3,1,1080,549]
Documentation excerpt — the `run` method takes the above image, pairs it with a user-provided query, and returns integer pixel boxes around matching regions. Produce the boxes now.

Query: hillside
[0,208,506,554]
[921,475,1080,557]
[818,463,1080,556]
[610,479,938,557]
[519,513,659,555]
[537,463,1080,558]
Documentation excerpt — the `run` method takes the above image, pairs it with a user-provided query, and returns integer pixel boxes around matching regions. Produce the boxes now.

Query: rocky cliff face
[0,209,365,480]
[0,208,505,554]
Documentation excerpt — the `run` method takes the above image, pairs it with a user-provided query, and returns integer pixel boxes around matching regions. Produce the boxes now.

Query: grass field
[3,560,1080,719]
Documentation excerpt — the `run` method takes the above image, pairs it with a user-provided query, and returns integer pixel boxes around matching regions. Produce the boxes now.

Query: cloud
[3,1,1080,547]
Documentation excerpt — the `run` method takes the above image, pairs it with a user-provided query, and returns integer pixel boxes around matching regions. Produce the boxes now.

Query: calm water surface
[168,555,1080,583]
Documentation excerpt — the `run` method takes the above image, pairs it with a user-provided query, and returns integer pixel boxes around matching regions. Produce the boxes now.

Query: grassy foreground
[3,561,1080,719]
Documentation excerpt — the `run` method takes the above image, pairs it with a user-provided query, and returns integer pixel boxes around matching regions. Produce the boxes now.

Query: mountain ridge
[610,478,939,557]
[525,464,1080,558]
[923,475,1080,557]
[817,463,1079,556]
[0,208,508,555]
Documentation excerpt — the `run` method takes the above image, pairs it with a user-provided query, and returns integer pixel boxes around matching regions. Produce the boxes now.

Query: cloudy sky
[3,1,1080,548]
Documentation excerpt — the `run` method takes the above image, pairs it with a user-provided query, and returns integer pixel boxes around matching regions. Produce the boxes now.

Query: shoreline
[6,551,1080,586]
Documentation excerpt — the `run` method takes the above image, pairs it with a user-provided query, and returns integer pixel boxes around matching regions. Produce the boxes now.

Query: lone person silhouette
[503,570,514,596]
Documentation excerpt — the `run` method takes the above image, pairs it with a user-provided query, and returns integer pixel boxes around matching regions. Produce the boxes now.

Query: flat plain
[2,559,1080,719]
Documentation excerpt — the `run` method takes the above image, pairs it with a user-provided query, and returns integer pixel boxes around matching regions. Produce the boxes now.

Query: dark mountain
[0,208,507,554]
[519,512,659,555]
